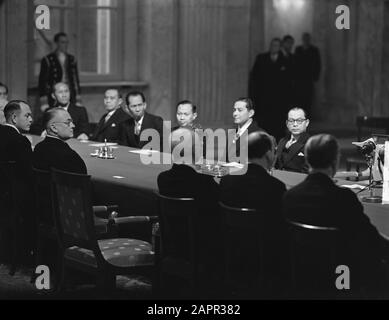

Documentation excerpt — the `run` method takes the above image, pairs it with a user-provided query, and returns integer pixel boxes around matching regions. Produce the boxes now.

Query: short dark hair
[52,82,69,94]
[54,32,67,43]
[305,134,339,169]
[0,82,8,94]
[282,35,294,42]
[235,97,255,111]
[247,131,273,160]
[176,100,197,113]
[42,107,65,129]
[271,37,281,45]
[125,91,146,105]
[106,88,122,99]
[3,100,28,121]
[288,107,308,119]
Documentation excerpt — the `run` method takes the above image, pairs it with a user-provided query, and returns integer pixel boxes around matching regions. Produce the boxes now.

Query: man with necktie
[92,89,129,143]
[275,107,310,173]
[119,91,164,150]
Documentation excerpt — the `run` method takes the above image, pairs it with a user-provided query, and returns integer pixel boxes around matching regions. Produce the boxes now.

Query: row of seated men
[30,82,310,174]
[1,99,389,297]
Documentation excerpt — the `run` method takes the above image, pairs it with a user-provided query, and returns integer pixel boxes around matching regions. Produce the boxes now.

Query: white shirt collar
[135,115,145,127]
[237,118,253,137]
[4,123,20,134]
[46,134,63,141]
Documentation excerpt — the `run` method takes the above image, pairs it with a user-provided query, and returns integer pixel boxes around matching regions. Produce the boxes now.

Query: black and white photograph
[1,0,389,304]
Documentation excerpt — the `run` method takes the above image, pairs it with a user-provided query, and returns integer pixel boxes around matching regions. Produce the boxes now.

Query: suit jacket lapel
[101,109,120,131]
[282,133,309,166]
[276,137,287,160]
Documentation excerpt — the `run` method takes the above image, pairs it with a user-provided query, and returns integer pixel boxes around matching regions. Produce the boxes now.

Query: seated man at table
[220,131,289,295]
[275,107,310,173]
[32,82,90,140]
[119,91,163,150]
[157,128,221,285]
[172,100,201,131]
[283,134,389,296]
[91,88,129,143]
[227,98,265,162]
[33,107,87,174]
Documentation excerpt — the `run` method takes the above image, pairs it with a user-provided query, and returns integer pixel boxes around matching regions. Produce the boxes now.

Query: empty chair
[50,168,156,293]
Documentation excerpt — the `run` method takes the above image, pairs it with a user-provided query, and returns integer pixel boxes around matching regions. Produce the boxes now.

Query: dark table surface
[28,135,389,237]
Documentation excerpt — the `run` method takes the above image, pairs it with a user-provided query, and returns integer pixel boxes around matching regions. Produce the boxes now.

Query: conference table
[28,135,389,237]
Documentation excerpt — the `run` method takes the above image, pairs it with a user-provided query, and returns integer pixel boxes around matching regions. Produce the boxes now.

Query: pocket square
[298,152,304,156]
[111,123,116,127]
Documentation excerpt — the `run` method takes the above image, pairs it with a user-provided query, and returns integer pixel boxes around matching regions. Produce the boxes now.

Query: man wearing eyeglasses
[33,107,87,174]
[275,107,310,173]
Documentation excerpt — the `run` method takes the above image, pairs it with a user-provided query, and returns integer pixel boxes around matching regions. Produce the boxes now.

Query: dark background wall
[0,0,387,128]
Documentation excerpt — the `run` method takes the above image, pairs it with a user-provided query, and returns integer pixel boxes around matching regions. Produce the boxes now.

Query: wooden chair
[156,193,201,298]
[0,161,26,275]
[50,168,156,294]
[219,202,265,299]
[286,220,350,299]
[346,116,389,172]
[32,167,125,286]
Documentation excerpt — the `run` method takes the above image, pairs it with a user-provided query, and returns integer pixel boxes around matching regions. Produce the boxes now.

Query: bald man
[33,107,87,174]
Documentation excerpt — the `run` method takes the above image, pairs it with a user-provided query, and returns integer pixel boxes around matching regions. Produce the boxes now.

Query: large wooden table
[28,136,389,237]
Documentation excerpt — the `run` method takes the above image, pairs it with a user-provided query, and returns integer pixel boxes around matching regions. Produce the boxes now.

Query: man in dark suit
[227,98,264,163]
[33,107,87,174]
[220,131,289,296]
[249,38,290,141]
[158,128,220,286]
[0,100,35,263]
[45,82,90,140]
[276,107,310,173]
[39,32,81,109]
[283,134,389,296]
[92,89,130,143]
[119,91,164,150]
[294,33,321,115]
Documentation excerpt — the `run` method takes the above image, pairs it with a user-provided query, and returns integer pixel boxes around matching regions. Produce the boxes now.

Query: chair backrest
[218,202,264,293]
[286,220,346,296]
[50,168,97,250]
[356,116,389,141]
[33,167,53,226]
[157,193,197,264]
[0,161,17,219]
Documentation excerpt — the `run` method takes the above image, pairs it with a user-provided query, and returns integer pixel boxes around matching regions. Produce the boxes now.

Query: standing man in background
[294,32,321,116]
[39,32,81,111]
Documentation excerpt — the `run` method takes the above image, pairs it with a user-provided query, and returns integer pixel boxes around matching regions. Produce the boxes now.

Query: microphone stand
[361,153,382,203]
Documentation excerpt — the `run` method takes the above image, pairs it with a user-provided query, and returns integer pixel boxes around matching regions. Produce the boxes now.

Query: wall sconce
[273,0,305,11]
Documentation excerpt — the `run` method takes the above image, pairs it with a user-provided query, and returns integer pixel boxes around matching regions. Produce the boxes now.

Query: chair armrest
[111,215,158,225]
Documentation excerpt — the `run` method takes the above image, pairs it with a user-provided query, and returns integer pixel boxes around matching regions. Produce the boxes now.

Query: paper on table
[221,162,244,169]
[341,184,367,190]
[129,149,159,155]
[89,142,118,147]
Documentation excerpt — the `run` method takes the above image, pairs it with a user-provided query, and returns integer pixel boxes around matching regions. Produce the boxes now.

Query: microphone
[352,138,376,156]
[360,140,376,156]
